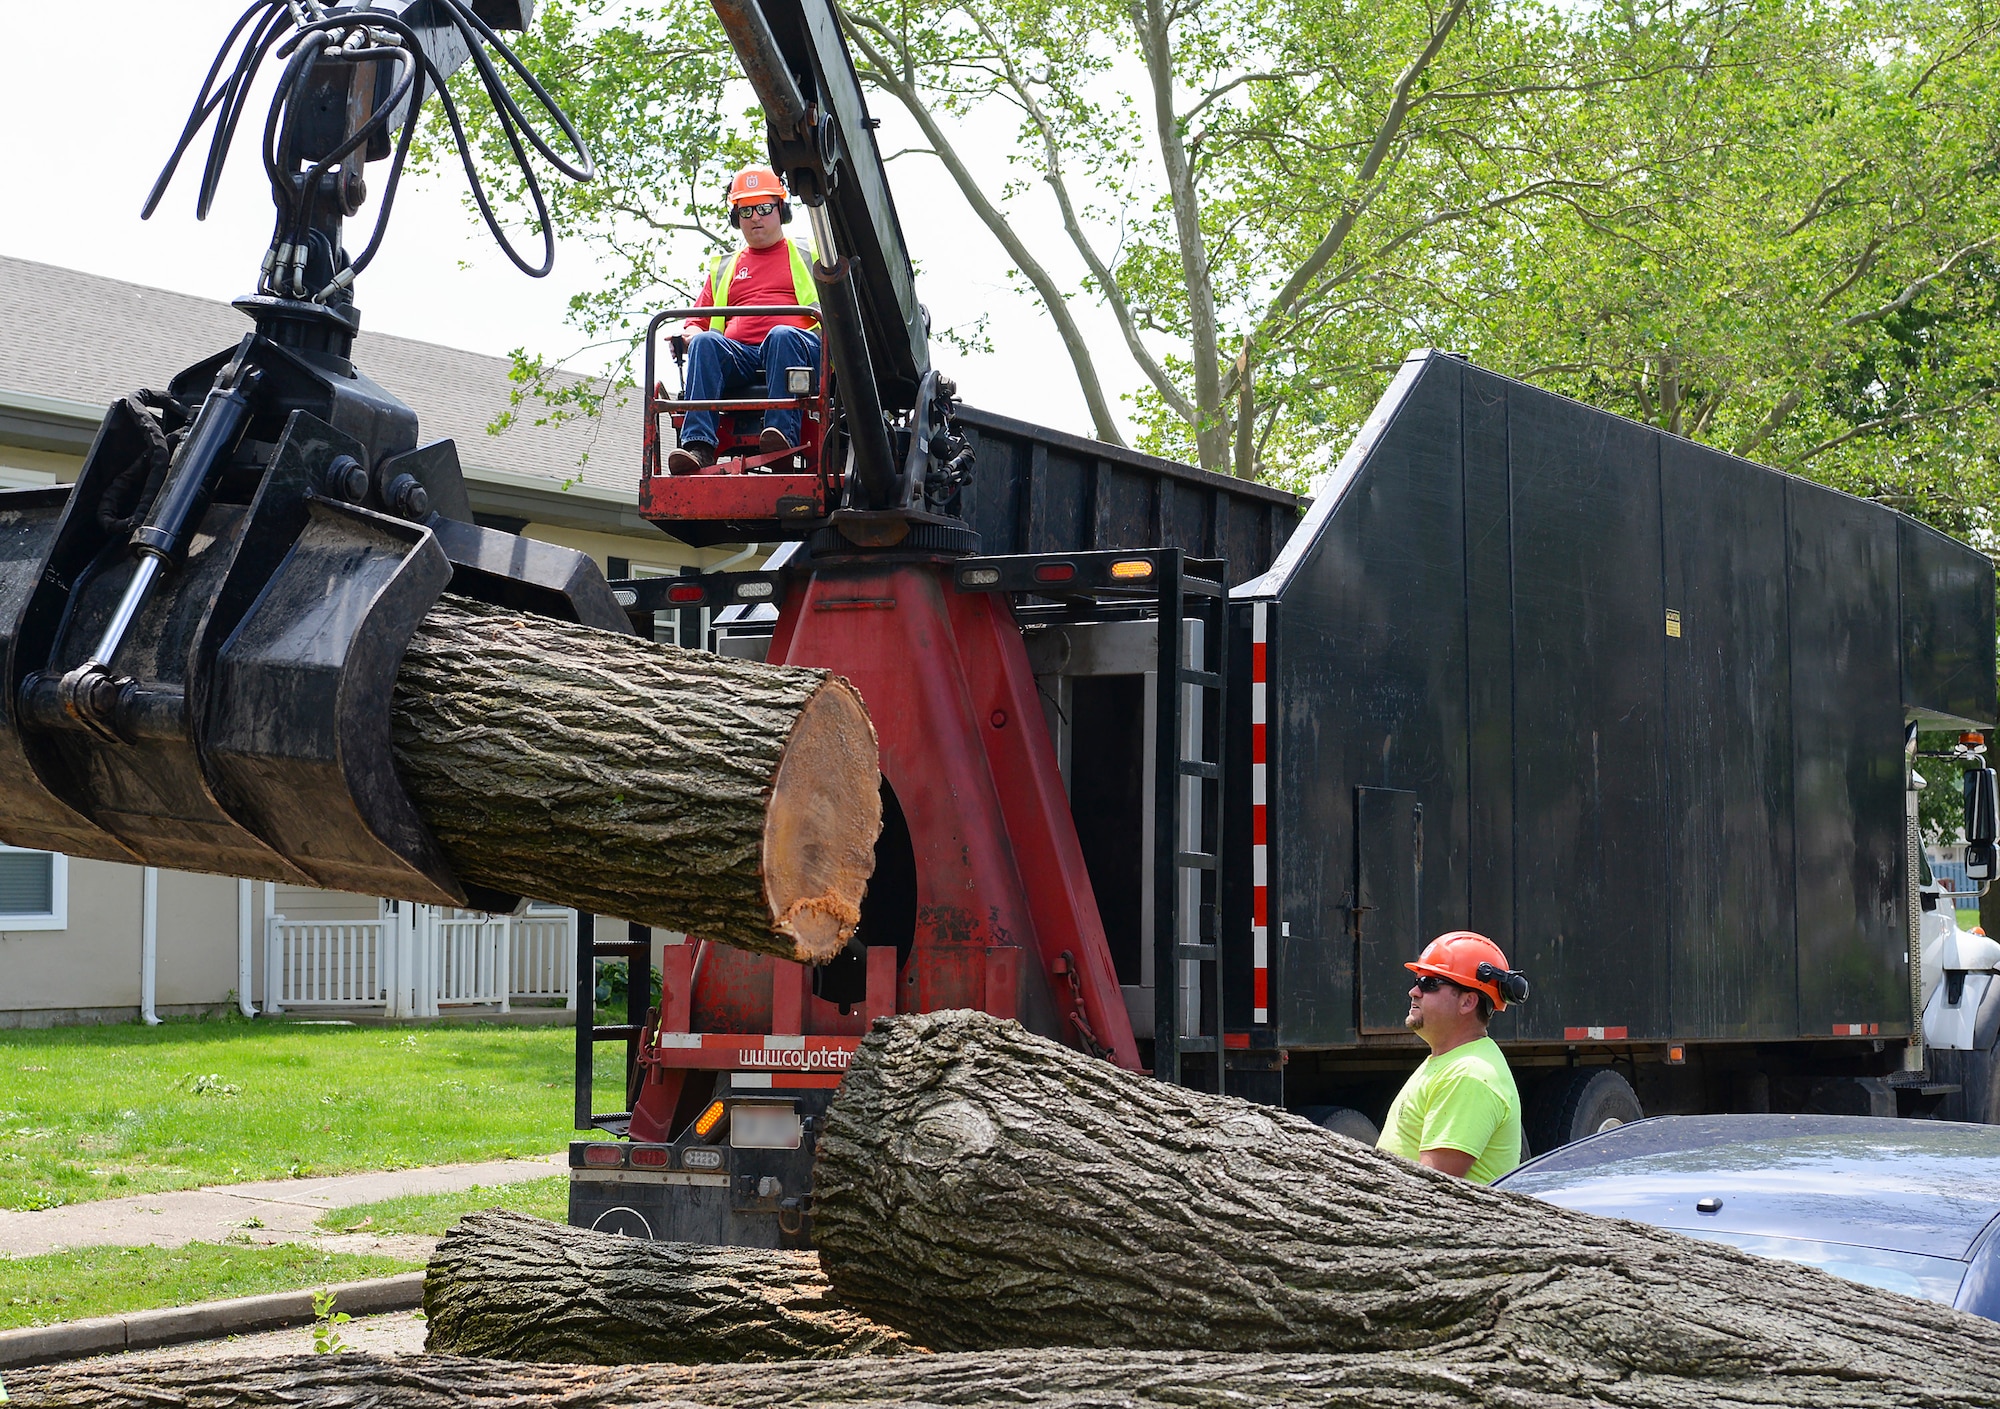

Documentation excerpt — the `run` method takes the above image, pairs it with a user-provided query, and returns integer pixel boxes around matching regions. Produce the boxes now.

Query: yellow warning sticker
[1665,609,1683,639]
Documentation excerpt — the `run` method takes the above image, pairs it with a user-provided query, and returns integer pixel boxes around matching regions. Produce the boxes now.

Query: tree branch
[1132,0,1228,470]
[1221,0,1473,404]
[840,8,1128,446]
[1838,236,2000,327]
[962,6,1196,425]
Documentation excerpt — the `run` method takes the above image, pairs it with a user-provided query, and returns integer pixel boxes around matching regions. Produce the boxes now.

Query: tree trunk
[813,1011,2000,1399]
[18,1343,2000,1409]
[421,1210,911,1363]
[390,596,879,963]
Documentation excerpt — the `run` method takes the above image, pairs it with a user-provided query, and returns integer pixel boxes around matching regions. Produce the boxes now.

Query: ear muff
[779,199,792,224]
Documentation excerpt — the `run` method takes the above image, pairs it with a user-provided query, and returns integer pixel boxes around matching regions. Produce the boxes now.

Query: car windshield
[1675,1228,1967,1305]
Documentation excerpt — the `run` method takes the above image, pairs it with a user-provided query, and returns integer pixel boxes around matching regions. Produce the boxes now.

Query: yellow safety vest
[705,240,819,330]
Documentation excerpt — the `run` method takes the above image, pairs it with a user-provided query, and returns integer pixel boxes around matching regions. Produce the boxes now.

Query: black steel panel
[1356,786,1422,1032]
[1094,464,1156,556]
[951,405,1301,578]
[961,425,1024,556]
[1266,360,1468,1046]
[1160,479,1205,555]
[1789,481,1907,1036]
[1660,438,1796,1039]
[1026,444,1088,555]
[1506,384,1668,1042]
[1900,516,1997,727]
[1459,370,1515,1039]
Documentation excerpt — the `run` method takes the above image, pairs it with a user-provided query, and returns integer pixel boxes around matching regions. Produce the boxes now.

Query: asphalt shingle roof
[0,254,638,496]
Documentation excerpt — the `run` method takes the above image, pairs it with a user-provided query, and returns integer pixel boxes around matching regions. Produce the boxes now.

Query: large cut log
[422,1209,911,1362]
[16,1344,2000,1409]
[813,1011,2000,1397]
[390,596,879,963]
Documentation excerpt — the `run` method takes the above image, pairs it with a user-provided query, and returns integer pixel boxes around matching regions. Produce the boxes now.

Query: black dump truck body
[687,350,1992,1131]
[1222,350,1994,1110]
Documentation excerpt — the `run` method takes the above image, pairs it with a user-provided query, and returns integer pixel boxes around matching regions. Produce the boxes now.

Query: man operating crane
[666,166,822,473]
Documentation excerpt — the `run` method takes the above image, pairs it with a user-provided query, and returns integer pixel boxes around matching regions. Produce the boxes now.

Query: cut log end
[763,676,880,964]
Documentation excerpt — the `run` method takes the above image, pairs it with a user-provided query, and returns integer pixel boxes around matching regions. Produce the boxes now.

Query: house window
[0,847,65,930]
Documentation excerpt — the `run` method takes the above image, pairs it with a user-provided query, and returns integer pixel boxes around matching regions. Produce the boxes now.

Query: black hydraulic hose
[198,3,295,219]
[814,255,898,510]
[150,0,595,289]
[141,0,286,220]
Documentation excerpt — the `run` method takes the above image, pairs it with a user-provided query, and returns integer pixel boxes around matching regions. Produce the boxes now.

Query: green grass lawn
[0,1243,420,1330]
[318,1175,568,1236]
[0,1014,624,1212]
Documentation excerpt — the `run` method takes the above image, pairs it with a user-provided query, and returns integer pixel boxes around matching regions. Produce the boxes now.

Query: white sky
[0,2,1143,444]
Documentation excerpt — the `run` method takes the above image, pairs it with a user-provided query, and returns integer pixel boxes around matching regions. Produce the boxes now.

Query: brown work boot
[758,427,795,457]
[666,441,716,474]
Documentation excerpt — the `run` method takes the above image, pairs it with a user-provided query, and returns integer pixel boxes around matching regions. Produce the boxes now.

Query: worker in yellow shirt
[1377,931,1530,1183]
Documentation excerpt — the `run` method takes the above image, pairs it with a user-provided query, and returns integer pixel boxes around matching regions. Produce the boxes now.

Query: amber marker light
[1110,559,1154,579]
[693,1099,728,1139]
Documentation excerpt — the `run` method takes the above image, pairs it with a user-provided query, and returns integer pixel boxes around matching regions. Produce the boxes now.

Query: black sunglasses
[1413,974,1460,994]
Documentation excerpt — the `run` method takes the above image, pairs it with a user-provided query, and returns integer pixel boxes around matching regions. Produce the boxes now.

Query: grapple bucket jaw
[0,333,627,910]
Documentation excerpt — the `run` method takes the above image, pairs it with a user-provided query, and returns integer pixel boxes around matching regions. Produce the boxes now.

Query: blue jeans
[679,325,821,448]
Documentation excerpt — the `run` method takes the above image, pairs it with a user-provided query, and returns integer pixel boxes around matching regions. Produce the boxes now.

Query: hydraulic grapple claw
[0,331,628,906]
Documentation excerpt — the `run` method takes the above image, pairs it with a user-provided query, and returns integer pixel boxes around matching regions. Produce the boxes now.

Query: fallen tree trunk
[422,1209,911,1362]
[812,1011,2000,1401]
[17,1344,2000,1409]
[390,596,879,963]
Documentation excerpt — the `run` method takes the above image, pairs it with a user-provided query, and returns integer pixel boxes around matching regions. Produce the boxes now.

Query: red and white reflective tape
[1562,1025,1628,1041]
[1251,601,1269,1025]
[1833,1022,1880,1037]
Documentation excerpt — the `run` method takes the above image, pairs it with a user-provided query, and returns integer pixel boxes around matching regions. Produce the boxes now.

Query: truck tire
[1297,1105,1380,1144]
[1527,1068,1641,1152]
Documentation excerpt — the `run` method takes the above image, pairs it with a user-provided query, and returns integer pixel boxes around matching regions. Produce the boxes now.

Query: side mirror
[1965,768,1998,881]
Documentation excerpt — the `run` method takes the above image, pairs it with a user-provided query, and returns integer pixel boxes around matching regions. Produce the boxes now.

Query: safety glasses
[1412,974,1459,994]
[737,200,780,218]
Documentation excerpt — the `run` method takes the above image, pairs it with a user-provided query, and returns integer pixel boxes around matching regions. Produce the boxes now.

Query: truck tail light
[582,1143,625,1168]
[628,1145,670,1168]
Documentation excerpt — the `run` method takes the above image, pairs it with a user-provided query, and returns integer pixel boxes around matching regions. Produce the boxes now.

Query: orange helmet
[1406,930,1529,1010]
[727,166,786,206]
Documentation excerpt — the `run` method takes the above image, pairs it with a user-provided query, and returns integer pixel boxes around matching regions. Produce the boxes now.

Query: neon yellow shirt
[1377,1035,1522,1184]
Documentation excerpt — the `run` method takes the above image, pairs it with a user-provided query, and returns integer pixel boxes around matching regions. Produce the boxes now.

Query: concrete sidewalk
[0,1154,565,1263]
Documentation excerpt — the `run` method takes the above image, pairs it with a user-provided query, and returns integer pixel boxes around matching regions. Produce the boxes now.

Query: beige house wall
[0,445,81,486]
[0,860,239,1024]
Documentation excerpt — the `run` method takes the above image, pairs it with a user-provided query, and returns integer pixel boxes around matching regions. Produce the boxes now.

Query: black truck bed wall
[1236,350,1997,1050]
[955,405,1301,583]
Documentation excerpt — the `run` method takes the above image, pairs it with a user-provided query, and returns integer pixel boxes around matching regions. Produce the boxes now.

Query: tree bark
[813,1011,2000,1398]
[421,1210,911,1363]
[18,1343,2000,1409]
[390,596,879,963]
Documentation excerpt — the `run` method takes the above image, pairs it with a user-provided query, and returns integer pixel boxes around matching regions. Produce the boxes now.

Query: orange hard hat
[728,166,786,206]
[1406,930,1527,1010]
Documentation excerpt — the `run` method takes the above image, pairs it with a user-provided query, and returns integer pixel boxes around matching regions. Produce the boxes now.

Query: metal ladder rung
[592,940,650,959]
[1180,668,1222,688]
[1177,1036,1220,1054]
[1177,759,1219,779]
[1176,943,1217,961]
[1182,578,1226,599]
[1175,851,1218,870]
[592,1023,644,1042]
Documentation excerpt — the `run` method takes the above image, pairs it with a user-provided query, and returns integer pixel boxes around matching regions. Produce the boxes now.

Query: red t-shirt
[687,239,818,346]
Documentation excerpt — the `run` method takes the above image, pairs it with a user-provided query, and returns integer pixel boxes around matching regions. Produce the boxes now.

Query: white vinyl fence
[266,904,576,1016]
